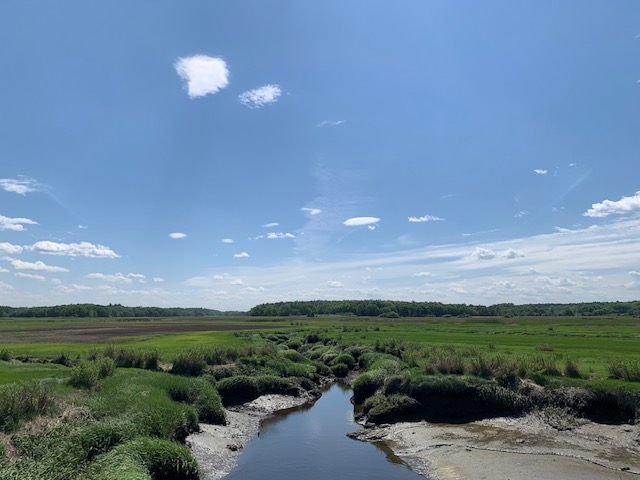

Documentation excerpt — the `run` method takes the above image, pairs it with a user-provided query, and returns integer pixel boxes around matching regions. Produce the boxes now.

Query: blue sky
[1,1,639,310]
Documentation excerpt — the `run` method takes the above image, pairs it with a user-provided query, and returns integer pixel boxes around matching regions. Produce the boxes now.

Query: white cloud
[472,247,497,260]
[569,163,577,167]
[408,215,443,223]
[301,208,322,216]
[368,225,376,231]
[221,238,234,244]
[0,215,37,231]
[533,169,548,175]
[153,277,165,283]
[128,273,146,282]
[317,120,346,127]
[266,232,295,239]
[344,217,380,227]
[78,224,88,229]
[629,271,640,278]
[583,191,640,218]
[169,232,187,239]
[174,55,229,99]
[515,211,528,218]
[239,84,282,108]
[87,273,133,284]
[230,279,246,286]
[29,241,118,258]
[502,248,525,259]
[412,272,433,278]
[0,176,40,195]
[233,252,249,258]
[6,258,68,272]
[0,267,8,273]
[262,223,279,228]
[15,272,45,281]
[327,281,343,288]
[0,242,23,254]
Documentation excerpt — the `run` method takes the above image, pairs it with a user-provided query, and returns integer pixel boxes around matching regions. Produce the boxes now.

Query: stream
[224,383,427,479]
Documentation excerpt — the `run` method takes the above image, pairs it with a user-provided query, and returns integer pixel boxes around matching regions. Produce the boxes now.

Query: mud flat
[350,413,640,480]
[187,394,313,479]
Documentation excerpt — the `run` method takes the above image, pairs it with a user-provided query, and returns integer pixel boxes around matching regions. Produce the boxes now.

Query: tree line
[0,303,243,318]
[248,299,640,317]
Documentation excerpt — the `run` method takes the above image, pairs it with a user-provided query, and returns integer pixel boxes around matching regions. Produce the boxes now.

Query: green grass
[0,361,71,385]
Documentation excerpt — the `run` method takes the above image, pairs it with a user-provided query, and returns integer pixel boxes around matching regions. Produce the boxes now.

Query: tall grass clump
[0,348,11,361]
[216,375,298,406]
[70,358,116,389]
[608,360,640,382]
[100,346,159,370]
[0,380,53,432]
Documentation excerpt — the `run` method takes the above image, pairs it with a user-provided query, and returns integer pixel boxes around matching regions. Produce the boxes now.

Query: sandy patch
[187,394,314,479]
[350,413,640,480]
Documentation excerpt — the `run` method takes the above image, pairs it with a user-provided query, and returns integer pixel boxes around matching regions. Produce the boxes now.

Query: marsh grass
[0,380,54,432]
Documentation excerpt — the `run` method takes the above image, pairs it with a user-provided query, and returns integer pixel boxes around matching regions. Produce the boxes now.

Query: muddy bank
[350,413,640,480]
[187,394,315,479]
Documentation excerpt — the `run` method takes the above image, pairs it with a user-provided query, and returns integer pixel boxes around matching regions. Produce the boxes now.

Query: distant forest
[0,304,243,318]
[249,300,640,317]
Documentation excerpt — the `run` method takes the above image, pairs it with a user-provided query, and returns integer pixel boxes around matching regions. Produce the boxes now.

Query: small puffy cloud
[239,84,282,108]
[29,241,118,258]
[301,207,321,216]
[327,280,343,288]
[174,55,229,98]
[0,214,37,231]
[0,242,23,254]
[515,211,528,218]
[266,232,295,239]
[221,238,234,244]
[583,191,640,218]
[153,277,165,283]
[368,225,376,231]
[502,248,525,259]
[7,258,68,272]
[629,271,640,278]
[408,215,443,223]
[343,217,380,227]
[262,223,279,228]
[127,273,146,282]
[15,272,45,281]
[87,273,133,284]
[533,169,548,175]
[472,247,496,260]
[412,272,433,278]
[569,163,577,167]
[0,176,40,195]
[233,252,249,258]
[169,232,187,239]
[0,267,8,273]
[317,120,346,127]
[230,279,246,286]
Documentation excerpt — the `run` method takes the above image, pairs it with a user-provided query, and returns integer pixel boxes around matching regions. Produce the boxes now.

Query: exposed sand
[350,413,640,480]
[187,394,314,479]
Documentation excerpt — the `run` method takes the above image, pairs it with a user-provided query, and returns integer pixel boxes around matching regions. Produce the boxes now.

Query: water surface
[225,384,427,479]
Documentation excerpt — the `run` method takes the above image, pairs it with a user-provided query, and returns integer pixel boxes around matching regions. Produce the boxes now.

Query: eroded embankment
[350,413,640,480]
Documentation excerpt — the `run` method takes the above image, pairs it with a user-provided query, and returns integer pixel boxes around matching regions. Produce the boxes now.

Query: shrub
[330,363,349,378]
[70,359,116,389]
[0,348,11,361]
[563,357,582,379]
[333,353,356,369]
[363,393,420,424]
[0,380,53,432]
[171,350,206,377]
[608,360,640,382]
[353,372,384,403]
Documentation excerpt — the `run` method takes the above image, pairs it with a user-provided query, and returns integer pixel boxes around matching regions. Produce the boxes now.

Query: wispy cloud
[408,215,443,223]
[87,273,133,284]
[6,258,68,272]
[233,252,249,258]
[583,191,640,218]
[0,176,41,195]
[0,242,23,254]
[412,272,433,278]
[0,214,37,231]
[239,85,281,108]
[153,277,165,283]
[29,241,118,258]
[169,232,187,239]
[262,223,279,228]
[127,273,146,282]
[533,169,548,175]
[221,238,234,244]
[515,211,528,218]
[317,120,346,127]
[327,280,343,288]
[174,55,229,98]
[266,232,295,239]
[301,208,321,216]
[629,271,640,278]
[344,217,380,227]
[15,272,45,281]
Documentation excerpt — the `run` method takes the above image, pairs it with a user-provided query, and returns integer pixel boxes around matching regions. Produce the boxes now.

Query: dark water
[225,384,427,480]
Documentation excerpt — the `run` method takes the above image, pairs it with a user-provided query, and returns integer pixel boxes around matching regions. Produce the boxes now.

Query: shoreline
[187,393,316,479]
[350,413,640,480]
